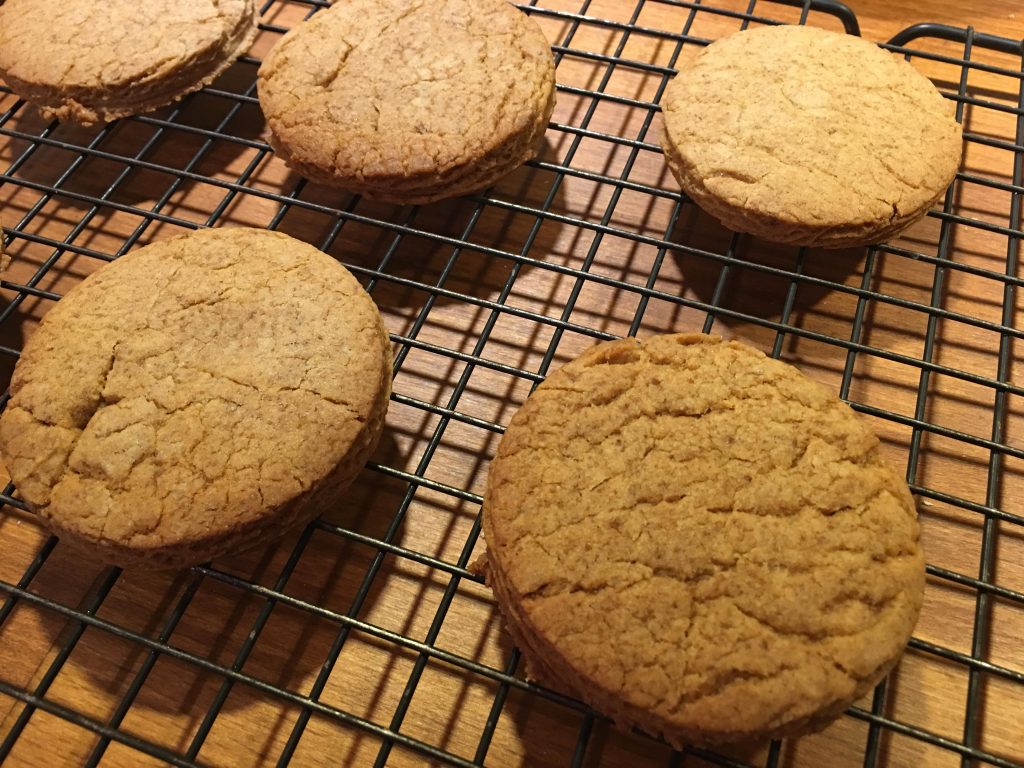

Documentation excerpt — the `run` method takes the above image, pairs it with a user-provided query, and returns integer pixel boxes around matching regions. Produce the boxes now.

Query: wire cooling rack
[1,0,1022,766]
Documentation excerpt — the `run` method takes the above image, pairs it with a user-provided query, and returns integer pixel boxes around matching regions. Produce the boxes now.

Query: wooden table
[1,1,1022,766]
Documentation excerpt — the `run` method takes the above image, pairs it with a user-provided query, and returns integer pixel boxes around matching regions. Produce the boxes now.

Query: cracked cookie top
[0,228,392,566]
[256,0,555,200]
[660,25,962,247]
[0,0,257,125]
[483,333,925,744]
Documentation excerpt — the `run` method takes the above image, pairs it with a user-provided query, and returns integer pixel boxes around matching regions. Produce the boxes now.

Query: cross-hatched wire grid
[0,0,1022,765]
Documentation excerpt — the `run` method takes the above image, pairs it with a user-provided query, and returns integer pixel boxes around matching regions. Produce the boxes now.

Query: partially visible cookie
[0,0,258,125]
[660,25,962,248]
[481,333,925,746]
[0,228,392,568]
[257,0,556,204]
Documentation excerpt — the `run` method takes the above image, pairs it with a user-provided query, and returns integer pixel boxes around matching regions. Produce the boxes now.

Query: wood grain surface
[0,0,1022,767]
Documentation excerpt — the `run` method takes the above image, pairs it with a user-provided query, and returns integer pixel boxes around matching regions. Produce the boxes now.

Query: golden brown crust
[482,333,925,746]
[257,0,556,204]
[0,0,258,126]
[660,25,963,248]
[0,228,392,569]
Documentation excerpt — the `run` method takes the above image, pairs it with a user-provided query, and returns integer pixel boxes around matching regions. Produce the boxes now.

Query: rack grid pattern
[1,0,1022,766]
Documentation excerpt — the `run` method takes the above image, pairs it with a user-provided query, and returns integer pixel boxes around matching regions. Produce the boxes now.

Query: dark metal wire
[0,0,1022,766]
[961,35,1024,768]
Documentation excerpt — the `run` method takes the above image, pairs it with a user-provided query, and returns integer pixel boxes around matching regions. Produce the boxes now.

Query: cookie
[0,228,392,569]
[257,0,556,204]
[660,25,962,248]
[481,333,925,746]
[0,0,258,126]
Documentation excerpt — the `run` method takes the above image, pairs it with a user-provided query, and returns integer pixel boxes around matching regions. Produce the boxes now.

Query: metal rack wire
[0,0,1022,766]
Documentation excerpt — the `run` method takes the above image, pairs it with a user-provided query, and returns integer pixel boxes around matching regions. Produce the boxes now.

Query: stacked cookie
[0,0,258,126]
[660,25,963,247]
[0,229,392,568]
[256,0,557,204]
[481,334,926,745]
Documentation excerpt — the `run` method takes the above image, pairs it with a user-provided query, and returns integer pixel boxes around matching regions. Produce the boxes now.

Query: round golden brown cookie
[0,228,392,569]
[0,0,258,126]
[481,333,925,746]
[257,0,556,204]
[660,25,962,248]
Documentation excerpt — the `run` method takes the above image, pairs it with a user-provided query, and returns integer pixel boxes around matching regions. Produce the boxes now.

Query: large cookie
[660,25,962,248]
[257,0,556,204]
[0,228,392,568]
[0,0,258,125]
[481,333,925,746]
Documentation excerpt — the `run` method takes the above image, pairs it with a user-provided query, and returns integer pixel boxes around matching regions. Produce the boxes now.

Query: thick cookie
[257,0,556,204]
[0,228,392,569]
[660,25,962,248]
[481,333,925,746]
[0,0,258,125]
